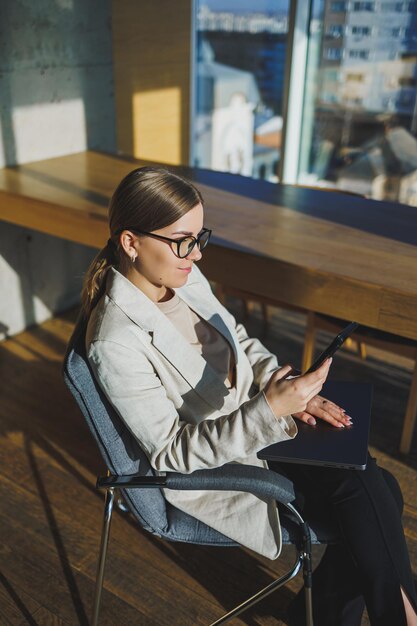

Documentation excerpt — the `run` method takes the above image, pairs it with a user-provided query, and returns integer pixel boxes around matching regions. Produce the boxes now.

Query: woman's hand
[264,358,332,418]
[293,395,352,428]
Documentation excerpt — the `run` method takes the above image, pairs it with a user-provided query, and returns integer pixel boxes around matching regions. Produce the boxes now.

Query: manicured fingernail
[337,422,345,428]
[307,417,316,426]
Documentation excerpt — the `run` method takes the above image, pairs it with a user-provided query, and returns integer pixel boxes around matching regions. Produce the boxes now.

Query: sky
[202,0,290,14]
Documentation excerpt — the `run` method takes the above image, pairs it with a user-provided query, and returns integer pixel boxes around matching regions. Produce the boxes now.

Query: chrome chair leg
[116,495,129,513]
[91,489,315,626]
[286,502,315,626]
[209,548,303,626]
[305,587,313,626]
[302,528,313,626]
[92,487,115,626]
[210,503,315,626]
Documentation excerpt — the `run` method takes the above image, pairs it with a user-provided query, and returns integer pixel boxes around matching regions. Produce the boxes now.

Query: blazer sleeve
[88,338,297,474]
[231,316,279,390]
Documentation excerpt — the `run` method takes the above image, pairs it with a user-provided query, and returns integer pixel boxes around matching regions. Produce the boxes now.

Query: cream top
[157,291,236,389]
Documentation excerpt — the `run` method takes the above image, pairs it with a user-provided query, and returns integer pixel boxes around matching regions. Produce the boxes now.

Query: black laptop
[258,380,372,470]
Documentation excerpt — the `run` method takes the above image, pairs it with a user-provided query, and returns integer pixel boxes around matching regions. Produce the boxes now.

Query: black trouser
[269,455,417,626]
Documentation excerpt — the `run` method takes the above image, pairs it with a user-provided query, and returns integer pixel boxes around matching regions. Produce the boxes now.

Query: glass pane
[298,0,417,206]
[193,0,291,182]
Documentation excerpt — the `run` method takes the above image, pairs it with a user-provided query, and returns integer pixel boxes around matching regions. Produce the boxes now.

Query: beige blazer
[86,265,298,559]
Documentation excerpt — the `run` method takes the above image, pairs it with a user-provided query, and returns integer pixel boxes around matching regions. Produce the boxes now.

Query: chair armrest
[166,465,296,505]
[97,464,296,506]
[97,474,168,489]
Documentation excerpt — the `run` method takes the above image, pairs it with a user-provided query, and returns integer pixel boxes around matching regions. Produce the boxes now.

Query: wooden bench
[1,150,417,452]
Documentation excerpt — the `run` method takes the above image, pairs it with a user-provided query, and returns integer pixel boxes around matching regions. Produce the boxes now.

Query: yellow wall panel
[112,0,192,165]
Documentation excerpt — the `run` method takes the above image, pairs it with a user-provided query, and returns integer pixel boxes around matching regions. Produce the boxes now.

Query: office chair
[63,317,339,626]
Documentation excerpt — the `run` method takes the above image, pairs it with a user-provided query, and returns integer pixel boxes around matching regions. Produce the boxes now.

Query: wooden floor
[1,301,416,625]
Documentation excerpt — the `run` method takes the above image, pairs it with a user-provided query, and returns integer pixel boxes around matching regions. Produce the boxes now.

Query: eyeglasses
[122,227,212,259]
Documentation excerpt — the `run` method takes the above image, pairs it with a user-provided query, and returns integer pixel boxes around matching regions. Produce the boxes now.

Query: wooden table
[1,151,417,341]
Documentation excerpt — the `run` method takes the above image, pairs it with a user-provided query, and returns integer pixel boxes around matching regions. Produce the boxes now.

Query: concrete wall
[0,224,96,339]
[0,0,116,337]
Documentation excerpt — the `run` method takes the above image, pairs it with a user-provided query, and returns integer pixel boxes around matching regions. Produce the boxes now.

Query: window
[297,0,417,206]
[351,26,371,36]
[352,1,375,10]
[348,49,370,59]
[324,47,343,60]
[327,24,344,38]
[379,26,401,38]
[192,0,417,208]
[193,1,290,181]
[331,2,347,11]
[381,2,404,10]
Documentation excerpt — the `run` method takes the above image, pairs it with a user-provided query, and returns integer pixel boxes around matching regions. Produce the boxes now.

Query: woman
[82,166,417,625]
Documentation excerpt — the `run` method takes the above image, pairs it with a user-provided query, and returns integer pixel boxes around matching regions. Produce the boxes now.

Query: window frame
[190,0,312,184]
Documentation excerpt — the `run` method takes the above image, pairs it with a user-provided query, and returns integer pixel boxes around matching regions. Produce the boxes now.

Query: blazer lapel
[106,268,235,411]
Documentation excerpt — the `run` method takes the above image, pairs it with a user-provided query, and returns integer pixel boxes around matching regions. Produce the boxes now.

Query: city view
[194,0,417,205]
[194,1,289,182]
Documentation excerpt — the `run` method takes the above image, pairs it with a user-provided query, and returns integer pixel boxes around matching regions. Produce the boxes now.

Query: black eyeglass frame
[117,227,212,259]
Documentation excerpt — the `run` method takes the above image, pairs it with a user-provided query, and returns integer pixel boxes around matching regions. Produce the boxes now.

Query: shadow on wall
[0,0,115,333]
[0,222,97,338]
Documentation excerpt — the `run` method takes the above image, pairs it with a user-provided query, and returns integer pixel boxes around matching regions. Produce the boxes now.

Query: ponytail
[81,239,117,319]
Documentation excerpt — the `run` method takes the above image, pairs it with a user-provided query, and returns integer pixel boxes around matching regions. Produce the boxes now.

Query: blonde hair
[81,166,204,318]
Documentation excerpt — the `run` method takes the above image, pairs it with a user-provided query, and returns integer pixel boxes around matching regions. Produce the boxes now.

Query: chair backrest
[63,315,235,546]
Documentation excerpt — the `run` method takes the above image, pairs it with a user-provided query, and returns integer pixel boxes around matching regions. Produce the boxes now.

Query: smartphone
[291,321,359,376]
[304,321,359,374]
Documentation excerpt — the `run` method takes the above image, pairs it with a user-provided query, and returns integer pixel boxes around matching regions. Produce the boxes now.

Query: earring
[131,254,137,263]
